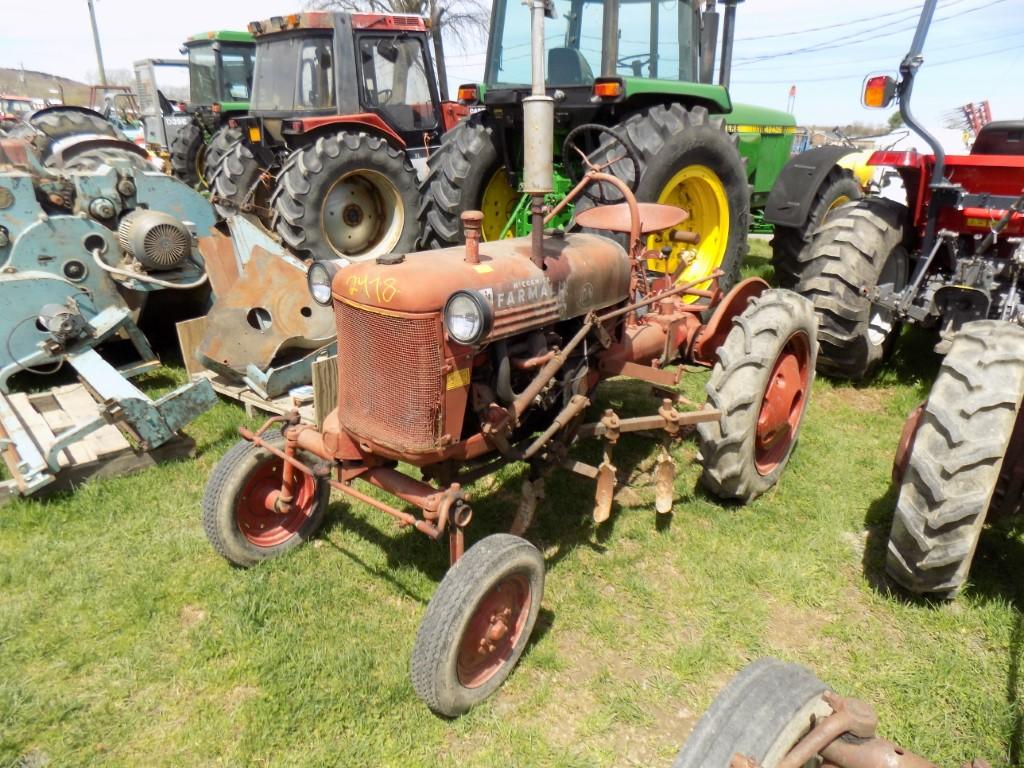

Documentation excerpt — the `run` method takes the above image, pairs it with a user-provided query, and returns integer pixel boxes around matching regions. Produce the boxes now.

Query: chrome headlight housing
[306,259,349,307]
[443,290,493,345]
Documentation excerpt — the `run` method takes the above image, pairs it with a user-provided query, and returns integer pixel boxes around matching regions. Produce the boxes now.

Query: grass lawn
[1,240,1021,767]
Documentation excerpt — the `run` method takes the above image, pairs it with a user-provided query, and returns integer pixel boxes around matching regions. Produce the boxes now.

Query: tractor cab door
[355,33,443,147]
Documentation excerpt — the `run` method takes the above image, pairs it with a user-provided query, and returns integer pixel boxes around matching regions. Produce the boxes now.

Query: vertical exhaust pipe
[718,0,743,89]
[523,0,555,268]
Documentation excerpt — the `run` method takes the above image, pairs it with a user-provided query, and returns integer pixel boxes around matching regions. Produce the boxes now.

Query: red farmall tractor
[209,11,465,261]
[673,658,991,768]
[201,0,818,716]
[787,0,1024,598]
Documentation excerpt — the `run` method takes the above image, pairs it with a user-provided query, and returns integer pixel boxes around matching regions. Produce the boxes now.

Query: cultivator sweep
[202,0,817,717]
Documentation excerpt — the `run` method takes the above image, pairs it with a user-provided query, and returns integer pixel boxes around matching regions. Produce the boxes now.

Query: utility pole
[86,0,107,87]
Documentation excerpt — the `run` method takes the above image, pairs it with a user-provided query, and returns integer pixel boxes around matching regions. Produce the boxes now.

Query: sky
[3,0,1022,146]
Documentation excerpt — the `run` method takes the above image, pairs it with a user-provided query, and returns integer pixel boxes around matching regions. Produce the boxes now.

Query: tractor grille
[335,299,445,453]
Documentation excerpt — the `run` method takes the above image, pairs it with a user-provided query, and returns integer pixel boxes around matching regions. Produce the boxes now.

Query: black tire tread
[169,121,203,186]
[698,289,818,502]
[208,138,264,221]
[886,320,1024,596]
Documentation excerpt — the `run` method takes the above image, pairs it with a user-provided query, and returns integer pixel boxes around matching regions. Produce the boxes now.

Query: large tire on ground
[580,104,750,299]
[797,197,910,379]
[674,658,831,768]
[698,288,817,503]
[411,533,544,717]
[886,321,1024,597]
[771,167,863,289]
[202,125,242,187]
[169,121,204,187]
[418,115,515,247]
[14,107,125,159]
[208,138,271,222]
[271,132,420,261]
[202,430,330,567]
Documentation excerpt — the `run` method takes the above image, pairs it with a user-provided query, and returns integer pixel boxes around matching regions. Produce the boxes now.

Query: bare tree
[305,0,490,98]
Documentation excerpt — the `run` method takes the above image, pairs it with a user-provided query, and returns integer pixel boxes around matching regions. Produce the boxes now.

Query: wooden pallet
[0,384,196,503]
[176,315,338,427]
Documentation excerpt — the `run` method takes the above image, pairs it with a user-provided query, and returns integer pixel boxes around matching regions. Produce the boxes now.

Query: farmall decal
[484,276,568,312]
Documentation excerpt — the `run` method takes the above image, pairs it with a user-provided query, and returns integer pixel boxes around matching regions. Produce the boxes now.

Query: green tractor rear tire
[169,122,204,187]
[203,126,242,186]
[208,138,269,220]
[270,131,420,261]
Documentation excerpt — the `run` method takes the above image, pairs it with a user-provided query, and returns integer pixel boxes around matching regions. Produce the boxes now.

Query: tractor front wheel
[673,658,831,768]
[411,534,544,717]
[271,132,420,261]
[771,167,863,289]
[886,320,1024,597]
[698,289,817,502]
[202,430,330,567]
[797,197,910,379]
[169,121,204,187]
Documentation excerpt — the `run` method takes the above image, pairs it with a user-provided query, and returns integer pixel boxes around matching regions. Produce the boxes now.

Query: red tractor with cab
[209,11,466,261]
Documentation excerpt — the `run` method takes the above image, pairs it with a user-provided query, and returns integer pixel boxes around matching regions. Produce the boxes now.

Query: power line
[731,40,1024,84]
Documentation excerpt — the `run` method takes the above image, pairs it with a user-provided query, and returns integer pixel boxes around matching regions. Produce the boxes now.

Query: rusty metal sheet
[197,231,242,296]
[574,202,688,235]
[198,246,335,376]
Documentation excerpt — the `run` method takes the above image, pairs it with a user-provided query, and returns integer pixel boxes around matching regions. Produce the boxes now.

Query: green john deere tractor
[169,30,255,187]
[419,0,795,295]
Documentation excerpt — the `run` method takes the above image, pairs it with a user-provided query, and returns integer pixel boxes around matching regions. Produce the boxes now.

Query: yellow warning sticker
[473,264,493,273]
[445,367,472,390]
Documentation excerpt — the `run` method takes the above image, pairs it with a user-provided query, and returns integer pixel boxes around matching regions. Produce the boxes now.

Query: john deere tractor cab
[169,31,255,187]
[209,11,463,262]
[420,0,795,296]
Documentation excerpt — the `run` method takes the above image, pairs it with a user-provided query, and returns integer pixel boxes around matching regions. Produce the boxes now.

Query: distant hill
[0,67,113,107]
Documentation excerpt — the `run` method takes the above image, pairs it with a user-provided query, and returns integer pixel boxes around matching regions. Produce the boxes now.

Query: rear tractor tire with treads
[13,107,126,160]
[886,320,1024,597]
[208,138,269,221]
[169,121,204,187]
[271,131,420,261]
[771,167,863,289]
[202,125,242,187]
[796,197,910,379]
[698,288,817,503]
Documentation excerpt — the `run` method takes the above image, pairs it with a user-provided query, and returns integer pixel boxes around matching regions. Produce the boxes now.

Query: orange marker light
[862,74,897,109]
[593,81,623,99]
[457,85,478,104]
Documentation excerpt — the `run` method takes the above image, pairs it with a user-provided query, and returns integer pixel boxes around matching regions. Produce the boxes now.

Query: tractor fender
[691,277,770,365]
[764,145,858,228]
[28,105,110,124]
[290,114,406,149]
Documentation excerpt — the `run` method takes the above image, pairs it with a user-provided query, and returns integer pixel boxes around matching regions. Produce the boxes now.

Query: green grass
[1,240,1021,767]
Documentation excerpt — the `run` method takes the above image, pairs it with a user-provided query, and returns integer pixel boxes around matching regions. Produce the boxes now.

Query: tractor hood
[331,232,630,339]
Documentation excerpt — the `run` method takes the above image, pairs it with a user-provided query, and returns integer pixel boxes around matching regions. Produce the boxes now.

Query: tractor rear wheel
[578,105,750,298]
[673,658,831,768]
[202,125,242,188]
[698,289,817,503]
[14,107,126,160]
[202,430,330,567]
[411,533,544,717]
[271,131,420,261]
[169,121,204,187]
[208,138,271,221]
[418,115,515,247]
[886,320,1024,597]
[797,197,910,379]
[771,168,863,289]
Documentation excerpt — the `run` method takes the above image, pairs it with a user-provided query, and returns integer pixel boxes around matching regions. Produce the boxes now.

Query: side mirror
[862,74,897,109]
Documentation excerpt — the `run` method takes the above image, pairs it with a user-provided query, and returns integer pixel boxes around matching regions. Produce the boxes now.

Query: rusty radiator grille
[335,299,445,452]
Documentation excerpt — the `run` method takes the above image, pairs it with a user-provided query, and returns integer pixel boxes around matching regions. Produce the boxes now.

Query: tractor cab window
[188,43,219,106]
[358,36,437,132]
[486,0,696,87]
[251,33,335,113]
[219,43,254,102]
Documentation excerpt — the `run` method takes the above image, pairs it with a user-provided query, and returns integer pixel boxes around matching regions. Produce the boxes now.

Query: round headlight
[306,259,348,307]
[444,290,492,345]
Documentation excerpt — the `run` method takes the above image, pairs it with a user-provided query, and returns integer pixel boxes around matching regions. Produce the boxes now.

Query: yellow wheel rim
[480,168,519,241]
[647,164,730,301]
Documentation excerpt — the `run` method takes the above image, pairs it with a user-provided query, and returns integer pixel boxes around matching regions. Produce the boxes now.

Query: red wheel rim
[456,573,532,689]
[235,458,318,548]
[755,332,812,475]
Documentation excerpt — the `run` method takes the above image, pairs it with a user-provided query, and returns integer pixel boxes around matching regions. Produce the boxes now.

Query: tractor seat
[574,202,688,235]
[548,47,594,86]
[971,121,1024,156]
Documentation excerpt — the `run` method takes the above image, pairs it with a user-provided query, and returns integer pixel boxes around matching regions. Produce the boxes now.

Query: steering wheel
[616,53,651,77]
[561,123,642,205]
